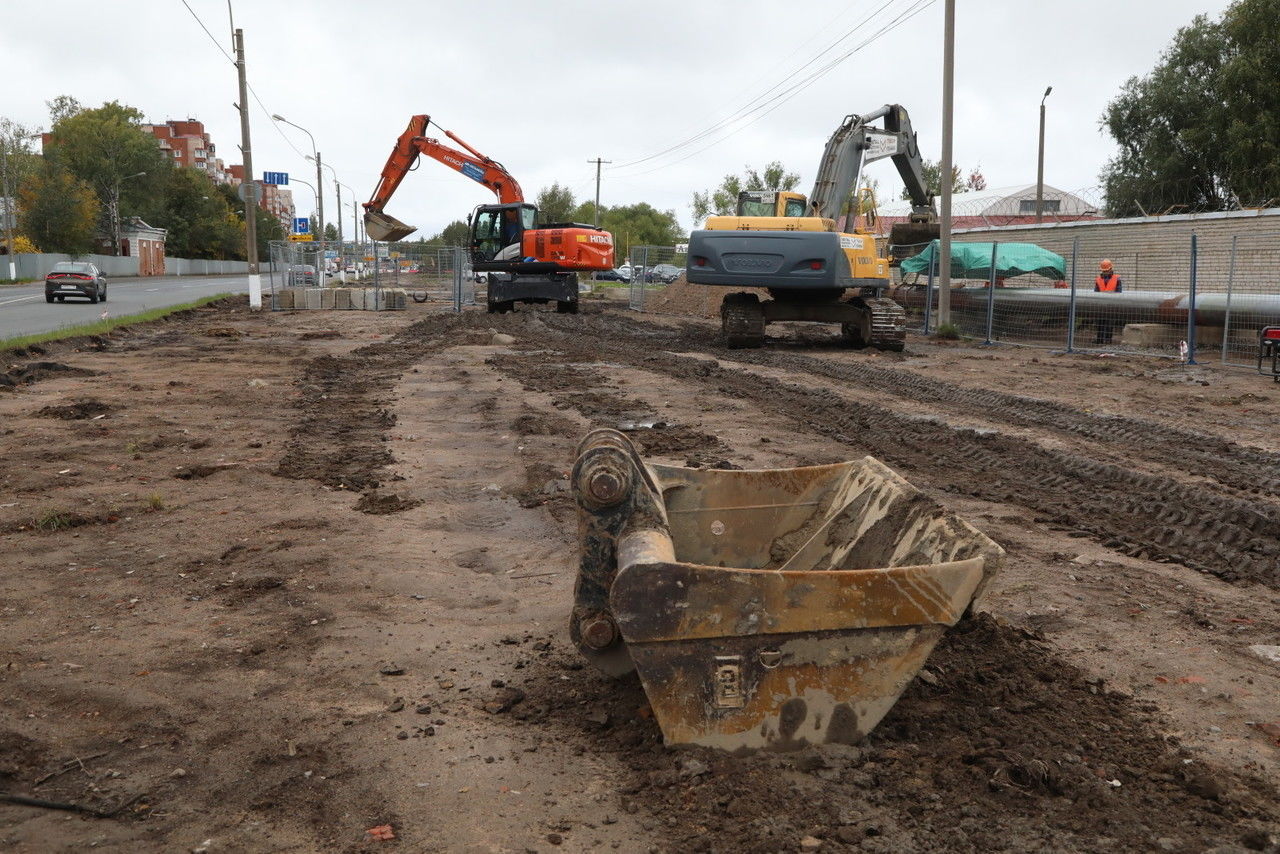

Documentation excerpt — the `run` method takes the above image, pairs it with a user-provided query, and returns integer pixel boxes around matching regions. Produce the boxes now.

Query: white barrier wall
[13,253,252,279]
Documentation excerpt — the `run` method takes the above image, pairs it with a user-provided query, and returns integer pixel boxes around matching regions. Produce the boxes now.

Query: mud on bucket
[570,428,1003,751]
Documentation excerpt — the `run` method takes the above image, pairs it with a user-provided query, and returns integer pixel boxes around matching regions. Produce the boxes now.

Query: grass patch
[0,293,233,351]
[34,509,77,531]
[144,493,166,512]
[934,322,962,340]
[0,278,37,286]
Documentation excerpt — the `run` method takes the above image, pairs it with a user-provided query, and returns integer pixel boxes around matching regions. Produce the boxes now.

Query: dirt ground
[1,297,1278,853]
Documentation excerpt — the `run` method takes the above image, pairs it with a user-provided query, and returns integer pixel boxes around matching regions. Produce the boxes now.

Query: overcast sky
[2,0,1233,239]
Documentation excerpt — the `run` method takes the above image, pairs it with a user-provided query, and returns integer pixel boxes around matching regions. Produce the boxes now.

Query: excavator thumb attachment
[571,428,1003,751]
[364,210,417,243]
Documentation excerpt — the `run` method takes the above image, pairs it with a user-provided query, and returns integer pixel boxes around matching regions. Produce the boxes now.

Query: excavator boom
[363,114,525,242]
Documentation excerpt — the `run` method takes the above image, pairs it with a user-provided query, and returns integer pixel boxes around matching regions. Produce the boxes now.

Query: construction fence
[894,232,1280,367]
[625,245,688,312]
[266,241,478,312]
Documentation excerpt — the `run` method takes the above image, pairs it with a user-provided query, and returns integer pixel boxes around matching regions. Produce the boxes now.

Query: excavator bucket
[888,221,941,264]
[571,428,1003,751]
[364,210,417,243]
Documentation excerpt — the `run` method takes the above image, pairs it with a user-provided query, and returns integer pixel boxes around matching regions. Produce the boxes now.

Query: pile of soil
[513,615,1280,852]
[645,275,770,318]
[35,398,113,420]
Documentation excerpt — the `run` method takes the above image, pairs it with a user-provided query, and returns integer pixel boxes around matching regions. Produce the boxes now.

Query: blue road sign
[263,171,289,185]
[293,217,309,234]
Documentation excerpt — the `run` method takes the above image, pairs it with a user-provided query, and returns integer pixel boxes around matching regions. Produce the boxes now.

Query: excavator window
[783,198,807,217]
[473,209,503,260]
[739,200,776,217]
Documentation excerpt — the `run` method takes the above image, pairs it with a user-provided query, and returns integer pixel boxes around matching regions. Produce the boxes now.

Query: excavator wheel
[721,293,765,349]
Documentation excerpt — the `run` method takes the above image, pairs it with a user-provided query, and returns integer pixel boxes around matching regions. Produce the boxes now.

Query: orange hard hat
[1099,259,1114,272]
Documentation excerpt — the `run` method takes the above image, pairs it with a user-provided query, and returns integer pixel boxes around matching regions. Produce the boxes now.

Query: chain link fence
[626,245,686,311]
[891,232,1280,368]
[266,240,475,312]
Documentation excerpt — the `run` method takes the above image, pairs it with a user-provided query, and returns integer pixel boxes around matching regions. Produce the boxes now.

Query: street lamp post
[1035,86,1053,223]
[335,181,360,280]
[311,158,346,282]
[272,114,325,285]
[111,171,147,258]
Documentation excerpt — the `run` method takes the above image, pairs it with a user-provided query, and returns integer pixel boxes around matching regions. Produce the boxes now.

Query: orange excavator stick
[363,114,524,242]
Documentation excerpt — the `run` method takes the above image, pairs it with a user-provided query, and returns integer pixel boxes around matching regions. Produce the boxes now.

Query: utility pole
[937,0,955,329]
[1,139,14,281]
[587,157,611,227]
[234,27,261,309]
[1035,86,1053,223]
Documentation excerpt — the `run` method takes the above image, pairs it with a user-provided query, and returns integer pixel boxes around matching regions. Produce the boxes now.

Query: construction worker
[1093,259,1122,344]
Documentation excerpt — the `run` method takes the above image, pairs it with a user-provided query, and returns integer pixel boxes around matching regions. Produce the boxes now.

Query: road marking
[0,295,39,306]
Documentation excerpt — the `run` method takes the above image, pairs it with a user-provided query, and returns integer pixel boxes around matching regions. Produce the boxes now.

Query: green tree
[161,167,241,259]
[19,163,99,254]
[535,182,578,224]
[584,202,683,259]
[691,161,801,223]
[46,95,82,126]
[1099,12,1232,215]
[324,222,339,241]
[43,101,168,253]
[903,158,963,200]
[438,219,470,246]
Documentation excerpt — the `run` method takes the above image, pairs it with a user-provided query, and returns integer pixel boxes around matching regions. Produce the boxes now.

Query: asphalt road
[0,274,249,342]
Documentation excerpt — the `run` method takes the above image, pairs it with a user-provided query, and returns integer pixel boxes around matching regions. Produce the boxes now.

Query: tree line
[3,96,282,259]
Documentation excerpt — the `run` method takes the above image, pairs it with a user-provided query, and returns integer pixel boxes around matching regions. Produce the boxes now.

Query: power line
[177,0,308,161]
[612,0,936,179]
[610,0,907,171]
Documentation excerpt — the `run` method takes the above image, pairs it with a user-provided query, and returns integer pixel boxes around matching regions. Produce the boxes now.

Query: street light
[111,171,147,257]
[336,181,359,245]
[1035,86,1053,223]
[270,117,325,257]
[309,156,342,244]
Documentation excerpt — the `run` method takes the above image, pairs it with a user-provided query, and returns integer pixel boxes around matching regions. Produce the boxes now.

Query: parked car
[646,263,682,284]
[44,261,106,303]
[617,263,633,280]
[593,268,630,283]
[287,264,317,286]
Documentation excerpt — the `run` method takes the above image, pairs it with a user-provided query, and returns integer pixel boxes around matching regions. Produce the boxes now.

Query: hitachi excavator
[685,104,937,349]
[363,115,615,313]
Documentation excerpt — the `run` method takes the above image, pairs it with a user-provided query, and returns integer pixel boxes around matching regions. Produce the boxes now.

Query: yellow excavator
[686,104,938,349]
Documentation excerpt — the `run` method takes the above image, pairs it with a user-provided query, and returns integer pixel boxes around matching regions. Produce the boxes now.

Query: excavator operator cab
[470,203,537,263]
[736,190,808,218]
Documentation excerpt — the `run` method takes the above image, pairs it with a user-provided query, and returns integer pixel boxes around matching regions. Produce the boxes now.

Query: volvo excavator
[685,104,937,349]
[363,115,615,313]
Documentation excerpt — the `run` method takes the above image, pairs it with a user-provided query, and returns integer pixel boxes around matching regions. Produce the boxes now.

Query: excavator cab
[736,191,809,218]
[469,203,537,263]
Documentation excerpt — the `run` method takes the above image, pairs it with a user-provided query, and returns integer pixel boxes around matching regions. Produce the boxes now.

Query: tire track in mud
[526,313,1280,589]
[558,312,1280,503]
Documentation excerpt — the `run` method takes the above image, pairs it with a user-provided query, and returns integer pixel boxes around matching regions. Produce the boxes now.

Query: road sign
[263,171,289,185]
[237,181,258,203]
[325,251,337,259]
[288,233,314,242]
[293,217,309,234]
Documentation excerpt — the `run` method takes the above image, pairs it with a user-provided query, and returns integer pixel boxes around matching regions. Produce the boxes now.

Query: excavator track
[721,293,766,349]
[861,296,907,351]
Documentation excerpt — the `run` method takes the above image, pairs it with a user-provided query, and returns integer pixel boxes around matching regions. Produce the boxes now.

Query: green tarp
[900,241,1065,280]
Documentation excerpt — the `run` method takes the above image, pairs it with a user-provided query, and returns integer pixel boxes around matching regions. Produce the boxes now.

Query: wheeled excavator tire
[721,292,765,349]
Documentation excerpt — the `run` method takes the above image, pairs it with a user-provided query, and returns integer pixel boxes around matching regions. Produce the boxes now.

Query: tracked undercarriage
[720,291,906,350]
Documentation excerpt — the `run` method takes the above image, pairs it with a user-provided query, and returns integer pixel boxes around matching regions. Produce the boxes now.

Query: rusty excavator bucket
[571,428,1003,751]
[364,210,417,243]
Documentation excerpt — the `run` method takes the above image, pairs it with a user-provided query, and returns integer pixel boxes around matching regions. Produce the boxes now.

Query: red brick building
[142,119,235,184]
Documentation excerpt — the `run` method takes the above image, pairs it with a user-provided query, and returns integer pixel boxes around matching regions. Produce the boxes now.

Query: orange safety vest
[1095,274,1120,292]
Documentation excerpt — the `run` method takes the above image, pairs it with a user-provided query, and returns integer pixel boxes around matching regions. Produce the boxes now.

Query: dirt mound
[514,615,1279,852]
[36,398,114,420]
[645,275,770,318]
[354,490,423,514]
[1,361,97,389]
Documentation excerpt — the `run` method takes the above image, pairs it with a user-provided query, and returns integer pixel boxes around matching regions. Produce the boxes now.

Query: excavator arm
[363,114,525,242]
[807,104,935,223]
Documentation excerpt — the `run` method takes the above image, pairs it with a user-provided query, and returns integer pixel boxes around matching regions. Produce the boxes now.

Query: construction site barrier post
[984,241,998,344]
[923,239,937,335]
[1223,234,1237,365]
[1187,233,1198,364]
[1066,236,1079,353]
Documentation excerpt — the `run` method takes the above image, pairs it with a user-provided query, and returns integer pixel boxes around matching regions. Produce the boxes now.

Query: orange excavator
[363,114,615,313]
